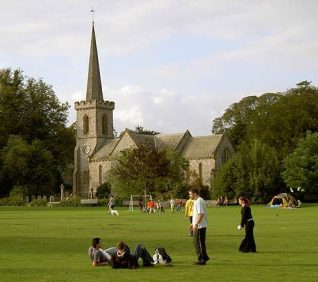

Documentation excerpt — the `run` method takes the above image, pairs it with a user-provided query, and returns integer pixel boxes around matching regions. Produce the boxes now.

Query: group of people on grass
[138,197,165,213]
[216,196,229,206]
[89,188,256,268]
[137,197,184,213]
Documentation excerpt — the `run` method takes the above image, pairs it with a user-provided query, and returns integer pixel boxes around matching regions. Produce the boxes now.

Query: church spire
[86,23,103,101]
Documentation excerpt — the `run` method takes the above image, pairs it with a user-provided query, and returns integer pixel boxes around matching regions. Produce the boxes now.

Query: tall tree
[282,132,318,195]
[110,142,188,198]
[212,83,318,158]
[213,139,281,202]
[0,69,75,197]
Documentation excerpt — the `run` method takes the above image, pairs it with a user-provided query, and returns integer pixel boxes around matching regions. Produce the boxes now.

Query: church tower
[73,23,115,197]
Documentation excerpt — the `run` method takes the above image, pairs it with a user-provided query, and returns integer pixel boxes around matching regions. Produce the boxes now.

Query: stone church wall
[89,160,112,191]
[188,158,215,187]
[214,135,235,169]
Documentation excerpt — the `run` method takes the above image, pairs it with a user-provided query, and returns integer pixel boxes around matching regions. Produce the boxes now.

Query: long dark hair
[239,196,250,207]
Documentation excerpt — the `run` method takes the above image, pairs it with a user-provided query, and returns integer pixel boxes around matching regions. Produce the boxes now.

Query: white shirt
[192,197,208,229]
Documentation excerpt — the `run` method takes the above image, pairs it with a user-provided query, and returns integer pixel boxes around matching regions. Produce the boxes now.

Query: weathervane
[91,7,95,23]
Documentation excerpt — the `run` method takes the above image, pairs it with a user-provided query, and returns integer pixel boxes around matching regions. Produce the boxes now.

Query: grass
[0,204,317,281]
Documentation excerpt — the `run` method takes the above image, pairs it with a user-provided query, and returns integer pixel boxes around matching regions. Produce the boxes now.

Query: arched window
[222,148,232,164]
[99,165,102,185]
[102,113,108,135]
[198,162,203,184]
[83,115,89,135]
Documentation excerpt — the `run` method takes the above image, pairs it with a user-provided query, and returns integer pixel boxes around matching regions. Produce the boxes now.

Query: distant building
[73,24,234,197]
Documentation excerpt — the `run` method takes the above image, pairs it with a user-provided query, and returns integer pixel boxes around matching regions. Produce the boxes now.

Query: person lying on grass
[88,238,154,268]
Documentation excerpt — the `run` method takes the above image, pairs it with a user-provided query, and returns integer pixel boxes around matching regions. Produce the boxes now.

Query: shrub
[96,182,111,199]
[55,197,81,207]
[28,198,47,207]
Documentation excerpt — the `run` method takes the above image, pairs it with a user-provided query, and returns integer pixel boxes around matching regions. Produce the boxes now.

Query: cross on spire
[91,7,95,23]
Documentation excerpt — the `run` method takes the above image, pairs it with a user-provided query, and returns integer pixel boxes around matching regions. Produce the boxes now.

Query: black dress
[239,205,256,252]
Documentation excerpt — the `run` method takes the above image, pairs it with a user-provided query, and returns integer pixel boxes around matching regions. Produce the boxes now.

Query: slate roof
[90,130,224,162]
[90,138,119,161]
[181,134,223,159]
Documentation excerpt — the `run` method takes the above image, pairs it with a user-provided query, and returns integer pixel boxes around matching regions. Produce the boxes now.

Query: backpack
[153,247,172,264]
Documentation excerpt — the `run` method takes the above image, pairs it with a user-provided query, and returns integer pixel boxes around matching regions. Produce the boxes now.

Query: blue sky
[1,0,318,135]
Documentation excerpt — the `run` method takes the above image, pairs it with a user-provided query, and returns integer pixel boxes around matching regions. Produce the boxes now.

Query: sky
[1,0,318,136]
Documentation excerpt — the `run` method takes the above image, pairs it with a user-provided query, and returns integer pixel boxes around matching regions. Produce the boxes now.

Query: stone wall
[188,158,215,187]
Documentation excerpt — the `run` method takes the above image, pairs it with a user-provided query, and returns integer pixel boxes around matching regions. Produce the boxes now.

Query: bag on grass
[152,247,172,264]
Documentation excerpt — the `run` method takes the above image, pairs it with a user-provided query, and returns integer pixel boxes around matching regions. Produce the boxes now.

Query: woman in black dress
[238,196,256,252]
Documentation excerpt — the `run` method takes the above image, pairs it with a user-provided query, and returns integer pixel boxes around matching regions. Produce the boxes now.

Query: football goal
[129,194,152,211]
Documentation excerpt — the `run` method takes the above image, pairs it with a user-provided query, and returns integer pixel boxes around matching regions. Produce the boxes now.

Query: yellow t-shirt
[184,199,194,217]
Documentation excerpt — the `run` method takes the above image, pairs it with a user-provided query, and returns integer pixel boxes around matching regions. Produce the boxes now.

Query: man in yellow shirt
[185,195,194,236]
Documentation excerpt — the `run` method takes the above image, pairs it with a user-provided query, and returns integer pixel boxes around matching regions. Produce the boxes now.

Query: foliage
[213,139,281,203]
[134,125,160,135]
[212,83,318,158]
[110,142,188,199]
[0,69,75,197]
[212,82,318,199]
[28,198,48,207]
[282,131,318,195]
[55,197,81,207]
[95,182,111,199]
[0,186,26,206]
[1,136,56,196]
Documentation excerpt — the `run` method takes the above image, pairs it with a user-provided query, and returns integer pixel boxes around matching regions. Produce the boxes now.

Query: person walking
[189,188,209,265]
[169,198,175,213]
[237,196,256,253]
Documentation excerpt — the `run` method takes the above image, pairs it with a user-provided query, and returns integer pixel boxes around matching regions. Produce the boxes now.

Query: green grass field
[0,204,317,281]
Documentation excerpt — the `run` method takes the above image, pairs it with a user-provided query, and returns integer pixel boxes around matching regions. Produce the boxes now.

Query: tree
[109,142,188,199]
[1,136,56,196]
[134,126,160,135]
[96,182,111,199]
[0,68,75,196]
[212,83,318,158]
[282,132,318,195]
[213,139,281,203]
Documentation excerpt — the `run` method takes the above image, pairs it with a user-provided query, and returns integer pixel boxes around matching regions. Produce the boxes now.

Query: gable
[111,131,138,155]
[181,134,223,159]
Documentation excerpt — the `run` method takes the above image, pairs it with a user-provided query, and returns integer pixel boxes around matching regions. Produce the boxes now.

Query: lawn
[0,204,317,281]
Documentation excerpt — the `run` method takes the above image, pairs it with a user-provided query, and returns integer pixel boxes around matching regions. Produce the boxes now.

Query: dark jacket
[240,206,253,227]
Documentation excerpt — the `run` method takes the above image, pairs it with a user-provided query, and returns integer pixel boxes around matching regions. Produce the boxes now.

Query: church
[73,24,234,198]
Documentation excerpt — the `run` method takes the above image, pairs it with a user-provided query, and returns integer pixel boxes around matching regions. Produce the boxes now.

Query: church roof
[181,134,223,159]
[90,131,225,162]
[90,138,119,161]
[128,131,156,148]
[86,23,103,101]
[155,132,188,150]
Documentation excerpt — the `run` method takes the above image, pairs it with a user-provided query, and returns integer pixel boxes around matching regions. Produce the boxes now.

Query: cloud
[1,0,318,136]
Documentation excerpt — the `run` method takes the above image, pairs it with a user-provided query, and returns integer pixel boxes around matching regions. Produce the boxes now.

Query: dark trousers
[239,221,256,252]
[132,244,154,266]
[193,227,209,262]
[111,244,154,269]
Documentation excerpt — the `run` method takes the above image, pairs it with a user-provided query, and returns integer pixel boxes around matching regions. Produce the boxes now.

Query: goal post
[129,194,152,211]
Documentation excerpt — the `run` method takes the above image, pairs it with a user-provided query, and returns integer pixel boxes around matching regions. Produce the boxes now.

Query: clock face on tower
[83,145,91,155]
